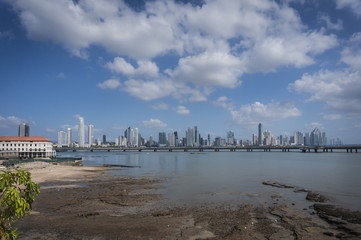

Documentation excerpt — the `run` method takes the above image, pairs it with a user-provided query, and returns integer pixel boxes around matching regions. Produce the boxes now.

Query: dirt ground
[11,162,361,239]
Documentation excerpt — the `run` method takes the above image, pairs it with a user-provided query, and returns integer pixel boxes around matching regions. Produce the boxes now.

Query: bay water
[58,150,361,211]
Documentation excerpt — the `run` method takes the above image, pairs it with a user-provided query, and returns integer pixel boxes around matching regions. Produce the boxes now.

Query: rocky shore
[11,162,361,239]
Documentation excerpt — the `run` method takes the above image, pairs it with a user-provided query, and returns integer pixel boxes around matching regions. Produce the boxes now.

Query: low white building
[0,136,56,159]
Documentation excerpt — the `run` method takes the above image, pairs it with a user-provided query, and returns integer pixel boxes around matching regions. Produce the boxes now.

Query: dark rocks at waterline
[306,191,329,203]
[313,204,361,225]
[262,181,294,189]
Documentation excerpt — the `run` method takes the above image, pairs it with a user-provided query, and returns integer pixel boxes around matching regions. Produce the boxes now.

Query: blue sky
[1,0,361,144]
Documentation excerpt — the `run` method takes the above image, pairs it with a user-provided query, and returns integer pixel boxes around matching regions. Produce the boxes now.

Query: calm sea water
[58,150,361,211]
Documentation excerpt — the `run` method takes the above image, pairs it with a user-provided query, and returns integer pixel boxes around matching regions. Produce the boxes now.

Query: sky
[1,0,361,144]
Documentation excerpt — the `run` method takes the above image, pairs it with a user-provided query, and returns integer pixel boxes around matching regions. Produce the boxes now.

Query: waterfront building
[186,128,194,147]
[159,132,167,146]
[67,128,72,147]
[18,123,30,137]
[0,136,56,158]
[57,131,67,147]
[168,132,175,147]
[103,134,106,144]
[227,131,235,146]
[135,128,139,147]
[78,117,85,147]
[194,126,199,147]
[258,123,263,146]
[88,124,94,146]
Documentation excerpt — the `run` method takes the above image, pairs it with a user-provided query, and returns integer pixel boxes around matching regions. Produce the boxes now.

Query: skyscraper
[194,126,198,146]
[18,123,29,137]
[88,124,94,146]
[158,132,167,146]
[135,128,139,147]
[67,128,72,147]
[258,123,263,146]
[78,117,85,147]
[57,131,67,147]
[103,134,107,144]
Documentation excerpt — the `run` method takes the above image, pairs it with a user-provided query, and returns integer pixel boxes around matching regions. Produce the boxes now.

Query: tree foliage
[0,169,40,240]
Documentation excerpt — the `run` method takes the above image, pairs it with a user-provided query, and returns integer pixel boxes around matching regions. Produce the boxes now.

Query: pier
[55,146,361,153]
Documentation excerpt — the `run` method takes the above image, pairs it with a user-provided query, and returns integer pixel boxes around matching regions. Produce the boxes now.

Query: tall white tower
[135,128,139,147]
[88,124,94,146]
[67,128,72,147]
[78,117,85,147]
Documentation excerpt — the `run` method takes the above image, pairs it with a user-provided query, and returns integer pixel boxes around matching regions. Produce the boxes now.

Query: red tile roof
[0,137,52,142]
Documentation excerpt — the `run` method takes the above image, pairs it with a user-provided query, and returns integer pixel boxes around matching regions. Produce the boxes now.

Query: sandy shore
[11,162,361,239]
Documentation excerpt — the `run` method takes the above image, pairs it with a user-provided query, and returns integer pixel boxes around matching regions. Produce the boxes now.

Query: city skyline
[1,0,361,144]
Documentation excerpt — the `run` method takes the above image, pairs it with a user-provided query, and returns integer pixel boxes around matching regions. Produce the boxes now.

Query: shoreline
[12,162,361,239]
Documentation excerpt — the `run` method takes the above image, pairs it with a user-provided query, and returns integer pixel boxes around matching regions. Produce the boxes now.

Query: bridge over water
[55,146,361,153]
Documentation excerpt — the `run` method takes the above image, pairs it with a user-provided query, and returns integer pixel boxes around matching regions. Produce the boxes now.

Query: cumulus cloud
[290,70,361,116]
[56,72,65,78]
[213,96,234,111]
[230,101,301,125]
[323,114,342,120]
[175,106,190,115]
[97,78,121,90]
[0,115,26,128]
[7,0,339,101]
[170,51,243,88]
[319,15,343,31]
[106,57,159,77]
[142,118,167,129]
[336,0,361,16]
[0,30,15,40]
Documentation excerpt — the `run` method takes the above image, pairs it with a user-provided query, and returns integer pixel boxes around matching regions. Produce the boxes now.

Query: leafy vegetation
[0,169,40,239]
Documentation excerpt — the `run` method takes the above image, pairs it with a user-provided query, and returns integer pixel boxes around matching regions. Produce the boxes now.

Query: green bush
[0,169,40,239]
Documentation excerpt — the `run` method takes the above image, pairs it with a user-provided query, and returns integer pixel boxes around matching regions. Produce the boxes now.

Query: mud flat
[11,163,361,239]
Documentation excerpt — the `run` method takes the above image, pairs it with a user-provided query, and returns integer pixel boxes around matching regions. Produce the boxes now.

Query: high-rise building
[168,132,175,147]
[194,126,198,146]
[135,128,139,147]
[227,131,235,146]
[18,123,29,137]
[258,123,263,146]
[88,124,94,146]
[124,127,131,147]
[158,132,167,146]
[103,134,107,144]
[78,117,85,147]
[67,128,72,147]
[186,128,194,147]
[57,131,67,147]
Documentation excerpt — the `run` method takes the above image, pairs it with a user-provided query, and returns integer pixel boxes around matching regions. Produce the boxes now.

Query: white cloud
[151,103,169,110]
[175,106,190,115]
[230,101,301,125]
[123,79,175,101]
[341,32,361,71]
[0,115,26,128]
[319,15,343,31]
[171,51,243,88]
[106,57,159,77]
[61,124,78,131]
[142,118,167,129]
[336,0,361,16]
[290,70,361,117]
[98,78,121,90]
[213,96,234,111]
[7,0,339,102]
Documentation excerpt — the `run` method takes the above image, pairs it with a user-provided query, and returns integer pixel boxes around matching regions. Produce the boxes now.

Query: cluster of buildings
[253,123,334,147]
[56,117,342,148]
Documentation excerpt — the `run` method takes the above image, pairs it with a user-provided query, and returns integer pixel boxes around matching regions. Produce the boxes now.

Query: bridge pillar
[350,149,353,153]
[73,149,76,152]
[314,149,318,153]
[90,149,93,152]
[154,149,157,152]
[139,149,142,152]
[123,149,126,152]
[108,149,110,152]
[356,149,358,153]
[169,149,172,152]
[184,149,188,152]
[331,149,333,152]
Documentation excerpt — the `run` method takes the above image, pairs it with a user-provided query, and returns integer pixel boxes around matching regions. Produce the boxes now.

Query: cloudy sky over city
[1,0,361,143]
